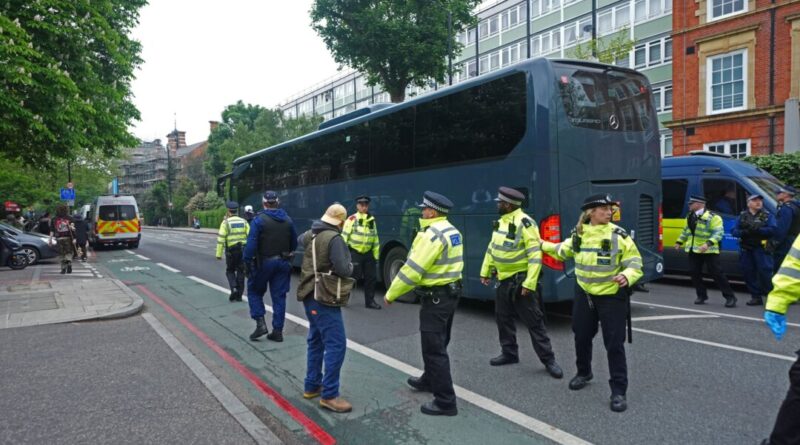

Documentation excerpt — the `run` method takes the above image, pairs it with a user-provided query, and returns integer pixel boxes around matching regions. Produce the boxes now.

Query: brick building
[667,0,800,157]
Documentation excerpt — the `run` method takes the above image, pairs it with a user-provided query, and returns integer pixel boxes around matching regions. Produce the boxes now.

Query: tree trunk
[389,88,406,103]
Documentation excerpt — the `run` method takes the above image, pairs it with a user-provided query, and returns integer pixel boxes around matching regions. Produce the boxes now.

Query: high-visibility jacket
[676,210,723,254]
[385,216,463,302]
[479,208,542,291]
[542,222,643,296]
[765,235,800,315]
[342,212,380,259]
[215,215,249,258]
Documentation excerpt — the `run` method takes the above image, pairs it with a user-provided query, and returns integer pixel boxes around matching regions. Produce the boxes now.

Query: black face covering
[497,202,513,215]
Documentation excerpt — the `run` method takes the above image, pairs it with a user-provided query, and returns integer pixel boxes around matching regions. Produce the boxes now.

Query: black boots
[568,373,593,390]
[266,330,283,342]
[545,362,564,379]
[746,296,763,306]
[365,300,381,310]
[489,354,519,366]
[724,295,737,308]
[249,317,268,341]
[610,395,627,412]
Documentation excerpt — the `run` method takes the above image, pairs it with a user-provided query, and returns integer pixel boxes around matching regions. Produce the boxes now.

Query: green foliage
[569,29,635,65]
[1,0,146,165]
[310,0,480,102]
[193,206,227,230]
[205,101,322,178]
[743,153,800,187]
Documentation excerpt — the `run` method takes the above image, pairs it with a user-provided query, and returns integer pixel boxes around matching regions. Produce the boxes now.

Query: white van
[88,195,141,249]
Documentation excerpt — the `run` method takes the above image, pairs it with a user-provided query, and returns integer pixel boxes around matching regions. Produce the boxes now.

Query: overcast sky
[130,0,340,145]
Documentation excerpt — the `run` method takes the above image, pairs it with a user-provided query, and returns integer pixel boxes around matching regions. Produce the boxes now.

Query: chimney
[166,130,186,150]
[209,120,220,132]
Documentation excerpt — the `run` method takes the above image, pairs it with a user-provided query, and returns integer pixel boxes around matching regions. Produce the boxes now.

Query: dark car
[0,222,59,265]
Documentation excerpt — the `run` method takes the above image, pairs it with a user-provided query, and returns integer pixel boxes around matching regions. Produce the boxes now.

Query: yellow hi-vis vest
[385,216,463,302]
[215,215,250,258]
[342,212,380,259]
[676,210,723,254]
[480,208,542,291]
[542,222,643,296]
[766,235,800,315]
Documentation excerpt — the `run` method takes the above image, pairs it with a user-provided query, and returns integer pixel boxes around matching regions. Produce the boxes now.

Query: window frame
[703,139,751,158]
[706,48,748,115]
[707,0,747,22]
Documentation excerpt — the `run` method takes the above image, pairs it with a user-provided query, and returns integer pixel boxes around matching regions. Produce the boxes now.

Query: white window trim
[703,139,751,158]
[706,48,748,115]
[660,132,673,158]
[707,0,748,22]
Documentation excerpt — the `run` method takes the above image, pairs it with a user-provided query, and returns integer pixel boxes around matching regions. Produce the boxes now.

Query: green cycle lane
[99,250,573,445]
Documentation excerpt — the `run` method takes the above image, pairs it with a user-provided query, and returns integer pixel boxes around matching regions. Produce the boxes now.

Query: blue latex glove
[764,311,786,340]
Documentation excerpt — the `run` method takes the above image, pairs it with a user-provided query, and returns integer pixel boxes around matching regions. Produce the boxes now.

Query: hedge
[743,153,800,187]
[193,207,227,229]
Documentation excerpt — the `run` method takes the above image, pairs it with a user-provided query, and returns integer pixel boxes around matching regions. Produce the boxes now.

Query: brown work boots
[319,397,352,413]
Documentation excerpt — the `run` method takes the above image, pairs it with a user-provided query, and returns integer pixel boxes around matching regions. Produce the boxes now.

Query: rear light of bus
[540,214,564,271]
[658,205,663,252]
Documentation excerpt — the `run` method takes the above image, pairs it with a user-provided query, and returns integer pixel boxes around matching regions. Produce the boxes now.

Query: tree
[744,153,800,187]
[0,0,145,165]
[310,0,480,103]
[569,29,635,65]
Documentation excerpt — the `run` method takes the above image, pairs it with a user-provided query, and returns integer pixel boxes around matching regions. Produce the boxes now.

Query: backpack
[54,217,71,237]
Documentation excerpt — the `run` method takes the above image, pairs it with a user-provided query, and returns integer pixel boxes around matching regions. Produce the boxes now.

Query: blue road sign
[60,188,75,201]
[112,177,119,195]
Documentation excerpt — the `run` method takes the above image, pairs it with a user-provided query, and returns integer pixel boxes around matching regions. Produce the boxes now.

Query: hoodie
[243,208,298,262]
[72,215,89,244]
[298,220,353,278]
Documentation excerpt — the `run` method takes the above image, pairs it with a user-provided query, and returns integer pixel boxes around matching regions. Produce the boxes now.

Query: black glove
[245,260,256,278]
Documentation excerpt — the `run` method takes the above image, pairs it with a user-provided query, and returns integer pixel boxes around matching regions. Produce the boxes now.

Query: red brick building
[667,0,800,157]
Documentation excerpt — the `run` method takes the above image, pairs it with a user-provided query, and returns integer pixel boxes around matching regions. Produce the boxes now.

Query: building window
[661,131,673,157]
[652,84,673,113]
[708,0,746,21]
[707,49,746,114]
[703,139,750,158]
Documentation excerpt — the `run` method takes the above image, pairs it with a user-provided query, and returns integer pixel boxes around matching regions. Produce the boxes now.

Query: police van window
[554,64,654,132]
[119,205,136,220]
[99,206,117,221]
[703,179,747,216]
[662,179,689,218]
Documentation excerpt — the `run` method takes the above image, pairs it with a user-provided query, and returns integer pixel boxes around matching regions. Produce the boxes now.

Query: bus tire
[382,246,419,304]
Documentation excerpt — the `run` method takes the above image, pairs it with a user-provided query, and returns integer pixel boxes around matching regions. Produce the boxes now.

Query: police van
[662,151,785,277]
[88,195,141,249]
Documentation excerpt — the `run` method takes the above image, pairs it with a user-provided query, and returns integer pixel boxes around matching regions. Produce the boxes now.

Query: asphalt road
[128,228,800,445]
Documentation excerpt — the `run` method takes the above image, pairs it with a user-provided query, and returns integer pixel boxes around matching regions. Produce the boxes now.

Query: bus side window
[703,178,747,216]
[662,179,689,218]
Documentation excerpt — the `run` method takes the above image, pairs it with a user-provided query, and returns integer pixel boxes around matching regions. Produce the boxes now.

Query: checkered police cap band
[422,197,449,214]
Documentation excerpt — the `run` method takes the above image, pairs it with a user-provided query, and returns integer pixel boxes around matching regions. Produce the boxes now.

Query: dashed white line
[631,314,719,322]
[631,299,800,328]
[634,327,796,362]
[185,275,592,445]
[157,263,180,273]
[135,254,150,260]
[124,250,135,255]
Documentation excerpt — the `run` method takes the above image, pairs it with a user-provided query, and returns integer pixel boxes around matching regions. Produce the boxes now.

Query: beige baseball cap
[321,203,347,226]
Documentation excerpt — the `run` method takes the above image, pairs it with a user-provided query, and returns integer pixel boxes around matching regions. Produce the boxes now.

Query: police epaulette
[521,217,533,228]
[613,227,629,238]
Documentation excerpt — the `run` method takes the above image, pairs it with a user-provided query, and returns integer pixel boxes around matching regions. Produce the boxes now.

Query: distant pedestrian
[243,205,255,224]
[762,234,800,445]
[342,195,381,309]
[674,195,737,307]
[192,216,201,229]
[37,212,51,235]
[243,191,297,342]
[72,213,89,261]
[50,205,74,274]
[6,213,21,229]
[771,186,800,272]
[296,203,354,413]
[216,201,249,302]
[732,194,776,306]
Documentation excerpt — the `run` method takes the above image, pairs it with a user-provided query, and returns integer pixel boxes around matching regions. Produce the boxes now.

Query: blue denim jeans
[303,298,346,400]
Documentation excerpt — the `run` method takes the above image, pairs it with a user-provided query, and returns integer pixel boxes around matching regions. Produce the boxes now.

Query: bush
[743,153,800,187]
[193,207,227,229]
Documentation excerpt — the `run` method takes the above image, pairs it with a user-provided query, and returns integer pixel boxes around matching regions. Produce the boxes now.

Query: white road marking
[186,275,592,445]
[631,314,719,322]
[157,263,180,273]
[631,299,800,328]
[120,266,150,272]
[634,327,796,362]
[135,254,150,260]
[124,250,135,255]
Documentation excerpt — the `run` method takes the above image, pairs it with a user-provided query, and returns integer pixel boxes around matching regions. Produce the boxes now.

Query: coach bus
[223,58,663,302]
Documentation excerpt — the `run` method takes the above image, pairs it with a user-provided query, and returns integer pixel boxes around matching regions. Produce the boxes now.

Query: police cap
[262,191,279,204]
[244,205,254,213]
[688,195,707,204]
[226,201,239,210]
[355,195,371,204]
[580,194,616,211]
[494,187,525,206]
[418,191,453,214]
[776,185,797,196]
[747,193,764,201]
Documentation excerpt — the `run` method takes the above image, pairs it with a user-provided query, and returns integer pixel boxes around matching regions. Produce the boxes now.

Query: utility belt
[226,242,243,253]
[499,271,526,285]
[415,280,462,300]
[258,252,291,262]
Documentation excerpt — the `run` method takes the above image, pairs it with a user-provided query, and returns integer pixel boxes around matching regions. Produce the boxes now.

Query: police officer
[342,195,381,309]
[542,194,643,412]
[243,191,298,342]
[479,187,563,378]
[384,191,463,416]
[772,186,800,271]
[216,201,249,302]
[674,195,737,307]
[762,234,800,445]
[732,193,776,306]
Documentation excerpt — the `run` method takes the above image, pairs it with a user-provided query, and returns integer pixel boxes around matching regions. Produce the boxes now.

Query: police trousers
[768,351,800,445]
[573,287,628,396]
[350,249,377,304]
[739,247,773,298]
[417,286,460,410]
[688,252,735,300]
[225,245,245,297]
[495,276,555,365]
[247,258,291,329]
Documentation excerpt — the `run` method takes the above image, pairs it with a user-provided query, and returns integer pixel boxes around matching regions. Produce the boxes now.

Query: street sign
[112,177,119,195]
[4,201,20,212]
[60,188,76,201]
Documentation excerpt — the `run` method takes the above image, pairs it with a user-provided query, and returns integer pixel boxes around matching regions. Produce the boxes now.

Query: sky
[130,0,340,145]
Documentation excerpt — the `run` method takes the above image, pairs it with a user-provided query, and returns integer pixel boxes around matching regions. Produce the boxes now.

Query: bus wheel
[382,246,418,304]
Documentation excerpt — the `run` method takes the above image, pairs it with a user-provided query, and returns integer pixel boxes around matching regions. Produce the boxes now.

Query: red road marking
[136,284,335,445]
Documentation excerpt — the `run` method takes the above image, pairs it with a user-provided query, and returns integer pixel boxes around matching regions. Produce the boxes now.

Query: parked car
[0,222,58,265]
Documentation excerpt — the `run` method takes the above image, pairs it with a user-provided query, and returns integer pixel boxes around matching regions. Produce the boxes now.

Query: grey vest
[297,229,339,301]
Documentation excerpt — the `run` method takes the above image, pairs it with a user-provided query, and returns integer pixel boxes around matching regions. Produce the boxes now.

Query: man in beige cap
[296,203,354,413]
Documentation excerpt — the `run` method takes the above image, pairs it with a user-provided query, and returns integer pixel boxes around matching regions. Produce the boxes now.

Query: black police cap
[418,191,454,214]
[226,201,239,210]
[355,195,371,203]
[580,194,616,211]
